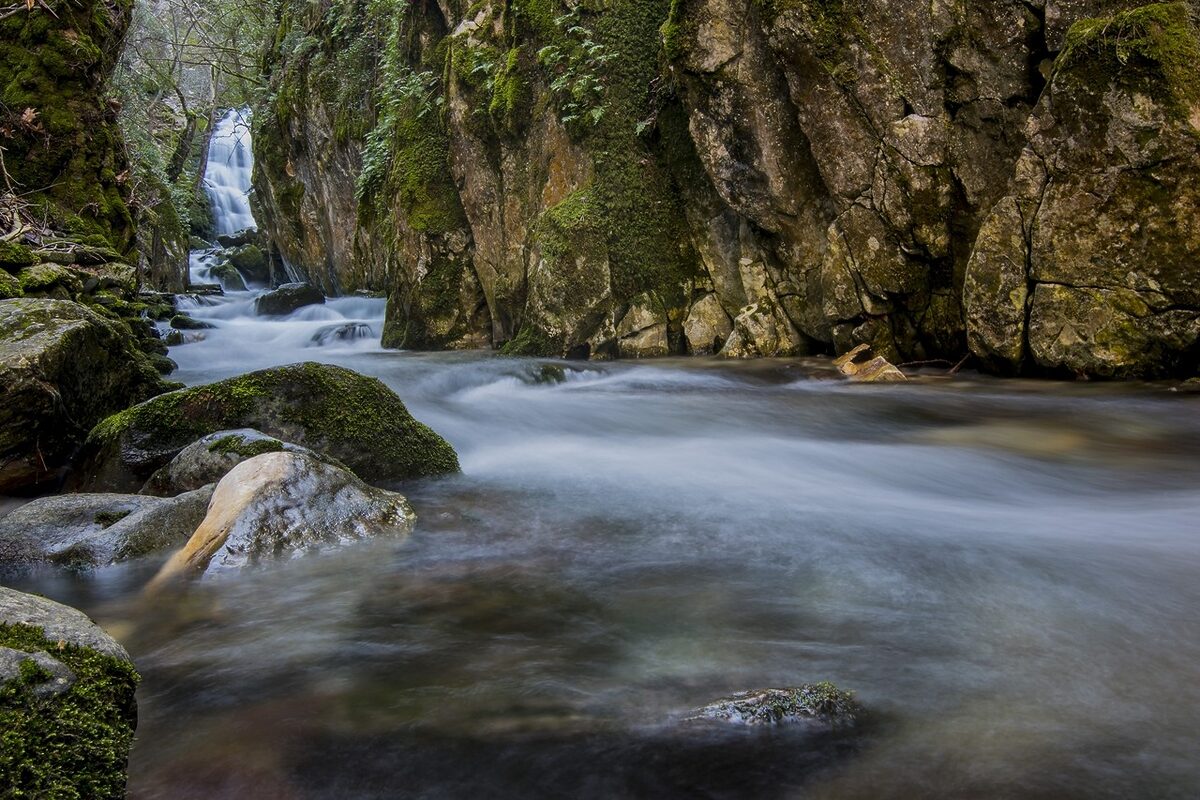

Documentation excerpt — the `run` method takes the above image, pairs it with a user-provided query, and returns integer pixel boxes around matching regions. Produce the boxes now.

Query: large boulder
[149,451,415,587]
[77,362,460,491]
[965,3,1200,378]
[254,282,325,316]
[0,487,212,569]
[140,429,342,496]
[225,243,269,285]
[0,587,138,799]
[0,298,172,493]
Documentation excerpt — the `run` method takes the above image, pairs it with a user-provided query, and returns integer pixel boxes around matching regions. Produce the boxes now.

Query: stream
[7,112,1200,799]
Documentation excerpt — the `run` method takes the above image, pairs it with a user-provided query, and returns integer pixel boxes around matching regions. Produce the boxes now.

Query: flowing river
[6,117,1200,799]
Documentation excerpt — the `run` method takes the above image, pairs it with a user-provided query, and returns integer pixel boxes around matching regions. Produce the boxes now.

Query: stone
[0,269,22,300]
[310,322,375,346]
[615,303,669,359]
[683,293,734,355]
[209,261,247,292]
[215,229,258,248]
[78,362,460,491]
[255,282,325,316]
[687,683,860,729]
[0,587,138,799]
[0,487,213,568]
[169,314,215,330]
[148,451,415,587]
[833,344,908,383]
[225,243,269,284]
[140,429,342,496]
[0,299,171,493]
[721,301,806,358]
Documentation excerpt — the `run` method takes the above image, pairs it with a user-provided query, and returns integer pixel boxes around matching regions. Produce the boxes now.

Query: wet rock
[141,429,341,497]
[310,322,374,346]
[0,587,138,799]
[169,314,215,330]
[0,487,213,568]
[78,362,460,491]
[833,344,908,383]
[615,303,669,359]
[687,683,860,729]
[215,229,258,249]
[209,261,247,292]
[17,263,84,299]
[255,282,325,316]
[0,269,22,300]
[225,243,269,284]
[149,451,415,586]
[722,301,807,358]
[0,298,171,493]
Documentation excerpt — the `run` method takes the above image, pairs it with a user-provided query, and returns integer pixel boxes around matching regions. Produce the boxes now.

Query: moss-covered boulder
[0,298,173,493]
[0,270,22,300]
[79,362,460,491]
[225,243,268,284]
[0,587,138,799]
[255,281,325,316]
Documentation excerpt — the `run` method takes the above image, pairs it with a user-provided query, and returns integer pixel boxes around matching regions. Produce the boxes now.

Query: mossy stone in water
[80,362,460,491]
[0,588,138,799]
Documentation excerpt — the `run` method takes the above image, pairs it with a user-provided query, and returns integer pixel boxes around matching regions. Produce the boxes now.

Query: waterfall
[204,108,256,235]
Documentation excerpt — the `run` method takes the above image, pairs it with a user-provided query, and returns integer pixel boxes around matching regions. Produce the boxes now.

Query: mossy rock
[0,270,22,300]
[0,241,38,272]
[0,298,172,493]
[79,362,460,491]
[226,244,268,284]
[0,587,138,799]
[17,263,84,297]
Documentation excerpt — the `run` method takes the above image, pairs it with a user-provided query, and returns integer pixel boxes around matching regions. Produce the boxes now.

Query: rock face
[0,587,138,799]
[0,299,171,493]
[252,0,1200,378]
[255,282,326,316]
[0,487,212,569]
[78,362,460,491]
[149,451,415,587]
[140,428,340,496]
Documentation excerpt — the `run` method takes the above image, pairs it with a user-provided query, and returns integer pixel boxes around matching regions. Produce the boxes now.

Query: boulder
[149,451,415,587]
[0,487,212,569]
[684,294,734,355]
[0,269,21,300]
[687,683,860,729]
[169,314,215,330]
[141,429,342,496]
[0,587,138,799]
[78,362,460,491]
[0,299,171,493]
[215,229,258,249]
[615,303,669,359]
[255,282,325,316]
[833,344,908,383]
[209,262,247,292]
[225,243,269,284]
[310,322,375,346]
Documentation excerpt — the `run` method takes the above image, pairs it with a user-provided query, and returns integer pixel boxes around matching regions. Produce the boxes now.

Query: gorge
[2,0,1200,798]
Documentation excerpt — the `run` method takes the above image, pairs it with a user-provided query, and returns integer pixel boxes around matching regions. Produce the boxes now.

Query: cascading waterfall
[204,108,256,236]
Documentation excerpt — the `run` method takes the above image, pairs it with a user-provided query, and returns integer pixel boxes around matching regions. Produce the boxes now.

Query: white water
[203,109,256,236]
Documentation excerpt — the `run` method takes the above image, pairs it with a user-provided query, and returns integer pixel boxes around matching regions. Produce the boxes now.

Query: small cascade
[204,109,256,236]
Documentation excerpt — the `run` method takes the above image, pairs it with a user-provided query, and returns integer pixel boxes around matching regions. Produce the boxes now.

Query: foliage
[536,9,616,129]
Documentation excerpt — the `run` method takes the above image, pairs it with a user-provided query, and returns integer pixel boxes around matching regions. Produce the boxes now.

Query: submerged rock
[0,487,213,569]
[310,322,374,346]
[0,587,138,799]
[687,683,860,729]
[833,344,908,383]
[149,451,415,587]
[78,362,460,491]
[0,299,171,493]
[255,282,325,316]
[169,314,215,330]
[141,429,341,497]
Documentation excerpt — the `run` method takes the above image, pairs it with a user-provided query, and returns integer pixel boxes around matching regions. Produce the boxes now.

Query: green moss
[0,270,23,300]
[206,434,285,458]
[0,241,38,270]
[0,623,138,800]
[87,362,460,482]
[1057,2,1200,113]
[500,324,557,357]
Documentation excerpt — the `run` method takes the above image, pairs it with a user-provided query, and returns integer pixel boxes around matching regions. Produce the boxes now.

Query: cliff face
[1,0,135,252]
[253,0,1200,377]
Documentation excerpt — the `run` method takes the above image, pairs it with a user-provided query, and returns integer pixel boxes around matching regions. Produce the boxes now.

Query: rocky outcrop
[149,451,415,587]
[0,487,212,568]
[965,2,1200,377]
[0,587,138,799]
[78,362,460,491]
[0,0,135,252]
[0,298,172,493]
[252,0,1200,378]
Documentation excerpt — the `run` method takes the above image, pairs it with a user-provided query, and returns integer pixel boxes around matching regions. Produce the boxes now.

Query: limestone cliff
[253,0,1200,377]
